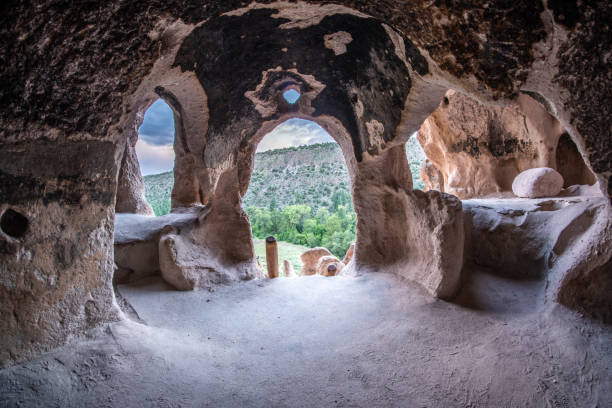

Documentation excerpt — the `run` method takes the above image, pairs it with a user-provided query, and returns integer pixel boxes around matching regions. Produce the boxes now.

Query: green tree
[269,197,278,211]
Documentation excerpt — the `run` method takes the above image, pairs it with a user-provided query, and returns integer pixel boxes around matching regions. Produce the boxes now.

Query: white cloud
[135,118,336,175]
[257,118,335,152]
[135,139,175,176]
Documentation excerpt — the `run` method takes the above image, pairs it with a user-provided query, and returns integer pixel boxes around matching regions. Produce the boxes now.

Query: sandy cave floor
[1,268,611,407]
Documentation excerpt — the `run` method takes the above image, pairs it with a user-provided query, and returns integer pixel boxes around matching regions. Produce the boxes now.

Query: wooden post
[265,236,279,278]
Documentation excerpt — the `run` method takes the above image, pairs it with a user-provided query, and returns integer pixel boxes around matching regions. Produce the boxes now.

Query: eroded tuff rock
[418,91,581,199]
[158,226,203,290]
[420,159,444,192]
[316,255,344,277]
[0,141,120,367]
[512,168,564,198]
[301,247,333,276]
[351,147,464,299]
[2,1,610,198]
[113,209,200,283]
[115,138,154,216]
[556,132,597,188]
[463,197,612,320]
[1,0,611,367]
[342,243,355,265]
[157,205,263,291]
[282,260,296,278]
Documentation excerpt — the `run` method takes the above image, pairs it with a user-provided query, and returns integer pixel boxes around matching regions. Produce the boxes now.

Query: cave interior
[0,2,611,407]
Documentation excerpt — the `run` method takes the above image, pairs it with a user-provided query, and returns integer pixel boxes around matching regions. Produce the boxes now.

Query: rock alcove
[0,2,611,406]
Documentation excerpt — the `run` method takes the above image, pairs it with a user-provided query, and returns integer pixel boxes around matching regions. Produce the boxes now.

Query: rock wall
[0,140,121,367]
[351,146,464,298]
[115,139,154,216]
[463,197,612,321]
[0,0,610,367]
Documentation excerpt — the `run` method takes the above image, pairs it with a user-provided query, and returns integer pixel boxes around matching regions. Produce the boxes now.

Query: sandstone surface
[0,0,610,368]
[342,243,355,265]
[463,197,611,321]
[300,247,333,276]
[316,255,345,277]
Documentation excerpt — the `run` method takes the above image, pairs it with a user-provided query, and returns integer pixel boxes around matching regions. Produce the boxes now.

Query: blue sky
[256,118,334,152]
[136,99,334,175]
[136,100,176,176]
[283,89,301,104]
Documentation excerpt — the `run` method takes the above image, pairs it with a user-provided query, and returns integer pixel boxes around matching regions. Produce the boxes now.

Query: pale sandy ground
[1,265,611,407]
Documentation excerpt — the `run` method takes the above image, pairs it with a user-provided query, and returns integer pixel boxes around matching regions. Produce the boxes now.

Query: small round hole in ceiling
[283,89,301,104]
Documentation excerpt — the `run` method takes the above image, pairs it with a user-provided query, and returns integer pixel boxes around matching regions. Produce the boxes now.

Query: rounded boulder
[512,167,564,198]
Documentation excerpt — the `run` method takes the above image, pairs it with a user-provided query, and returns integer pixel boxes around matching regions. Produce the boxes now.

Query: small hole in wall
[1,209,29,239]
[283,89,301,104]
[443,97,450,105]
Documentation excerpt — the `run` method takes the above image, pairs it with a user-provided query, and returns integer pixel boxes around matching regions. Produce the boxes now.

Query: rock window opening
[283,89,301,104]
[243,118,355,276]
[136,99,176,216]
[406,132,426,190]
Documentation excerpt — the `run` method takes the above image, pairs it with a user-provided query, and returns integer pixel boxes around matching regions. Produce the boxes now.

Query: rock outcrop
[512,168,564,198]
[301,247,333,276]
[113,209,200,283]
[115,138,154,216]
[316,256,345,277]
[282,260,296,278]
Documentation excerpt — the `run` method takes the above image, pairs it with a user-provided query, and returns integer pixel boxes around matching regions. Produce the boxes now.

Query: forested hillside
[143,171,173,216]
[243,143,349,210]
[143,138,426,257]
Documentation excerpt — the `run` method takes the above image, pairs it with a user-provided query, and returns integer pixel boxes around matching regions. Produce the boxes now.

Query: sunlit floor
[1,269,611,407]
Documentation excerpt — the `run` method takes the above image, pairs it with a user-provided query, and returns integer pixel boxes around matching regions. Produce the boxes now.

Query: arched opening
[244,118,355,275]
[113,97,183,285]
[114,97,177,217]
[243,118,429,276]
[136,99,176,216]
